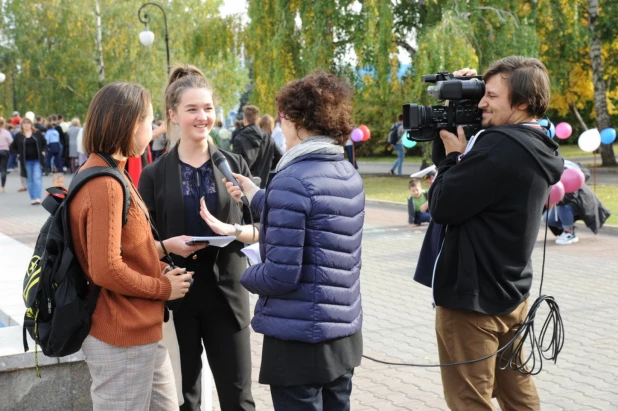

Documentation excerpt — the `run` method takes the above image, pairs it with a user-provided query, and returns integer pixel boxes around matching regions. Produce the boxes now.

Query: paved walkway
[1,171,617,410]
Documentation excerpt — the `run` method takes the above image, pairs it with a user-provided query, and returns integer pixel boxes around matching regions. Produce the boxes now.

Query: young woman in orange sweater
[70,82,194,411]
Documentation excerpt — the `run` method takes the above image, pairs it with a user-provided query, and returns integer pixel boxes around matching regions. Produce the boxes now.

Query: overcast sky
[219,0,247,17]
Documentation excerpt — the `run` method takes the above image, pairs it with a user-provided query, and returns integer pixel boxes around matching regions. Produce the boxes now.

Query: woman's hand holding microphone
[223,173,260,204]
[163,266,194,300]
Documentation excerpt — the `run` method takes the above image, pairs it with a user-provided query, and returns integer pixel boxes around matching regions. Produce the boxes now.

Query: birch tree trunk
[95,0,105,86]
[588,0,616,166]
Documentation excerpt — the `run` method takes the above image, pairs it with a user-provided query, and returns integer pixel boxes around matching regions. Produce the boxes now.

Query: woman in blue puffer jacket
[220,71,365,410]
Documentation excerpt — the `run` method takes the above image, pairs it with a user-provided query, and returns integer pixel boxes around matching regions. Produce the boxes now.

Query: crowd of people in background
[0,105,287,205]
[0,111,82,204]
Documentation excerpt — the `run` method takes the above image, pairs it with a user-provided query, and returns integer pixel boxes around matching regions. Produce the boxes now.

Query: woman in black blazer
[11,117,47,204]
[138,65,256,411]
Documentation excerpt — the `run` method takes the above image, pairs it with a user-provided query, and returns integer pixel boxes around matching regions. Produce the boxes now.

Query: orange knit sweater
[69,154,172,347]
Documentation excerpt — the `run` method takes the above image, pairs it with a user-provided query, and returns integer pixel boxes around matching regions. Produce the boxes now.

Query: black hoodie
[233,124,264,174]
[427,124,564,315]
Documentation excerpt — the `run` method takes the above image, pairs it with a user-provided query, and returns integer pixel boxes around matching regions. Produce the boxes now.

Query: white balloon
[578,128,601,152]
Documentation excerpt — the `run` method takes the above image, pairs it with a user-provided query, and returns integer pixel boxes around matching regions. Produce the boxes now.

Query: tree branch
[46,76,87,100]
[475,6,519,27]
[396,39,416,60]
[569,102,588,131]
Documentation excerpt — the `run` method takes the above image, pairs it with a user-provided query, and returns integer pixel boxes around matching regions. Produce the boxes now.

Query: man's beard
[482,120,496,129]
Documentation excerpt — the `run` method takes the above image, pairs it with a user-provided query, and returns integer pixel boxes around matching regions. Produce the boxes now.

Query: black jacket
[138,144,254,329]
[255,132,282,188]
[428,125,563,315]
[233,124,265,178]
[551,184,610,235]
[11,132,47,173]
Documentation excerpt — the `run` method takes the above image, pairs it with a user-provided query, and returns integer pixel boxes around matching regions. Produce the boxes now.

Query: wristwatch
[233,223,243,237]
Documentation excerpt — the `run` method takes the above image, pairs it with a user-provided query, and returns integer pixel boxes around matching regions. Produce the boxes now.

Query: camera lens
[460,79,485,100]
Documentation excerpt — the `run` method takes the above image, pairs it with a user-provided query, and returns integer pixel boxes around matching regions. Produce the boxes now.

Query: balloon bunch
[553,120,616,151]
[351,125,371,142]
[547,167,585,206]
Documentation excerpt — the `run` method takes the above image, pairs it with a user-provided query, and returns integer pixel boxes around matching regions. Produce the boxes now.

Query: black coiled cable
[363,205,565,374]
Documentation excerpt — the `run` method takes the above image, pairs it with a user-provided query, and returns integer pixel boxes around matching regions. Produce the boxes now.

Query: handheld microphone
[211,151,250,206]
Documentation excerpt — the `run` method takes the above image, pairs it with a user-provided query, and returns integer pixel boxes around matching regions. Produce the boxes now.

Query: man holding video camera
[427,56,564,409]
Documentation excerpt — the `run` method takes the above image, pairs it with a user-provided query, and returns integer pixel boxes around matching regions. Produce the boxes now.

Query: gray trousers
[82,335,178,411]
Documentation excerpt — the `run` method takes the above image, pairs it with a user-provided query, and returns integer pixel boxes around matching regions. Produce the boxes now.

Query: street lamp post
[137,2,170,76]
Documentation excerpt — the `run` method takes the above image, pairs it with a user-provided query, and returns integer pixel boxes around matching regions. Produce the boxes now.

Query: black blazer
[138,144,254,329]
[11,132,47,172]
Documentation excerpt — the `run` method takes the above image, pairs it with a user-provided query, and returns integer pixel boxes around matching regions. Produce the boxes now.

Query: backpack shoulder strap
[67,160,131,226]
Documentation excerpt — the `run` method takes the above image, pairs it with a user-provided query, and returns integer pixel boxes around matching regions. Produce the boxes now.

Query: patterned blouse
[180,160,217,236]
[180,160,217,197]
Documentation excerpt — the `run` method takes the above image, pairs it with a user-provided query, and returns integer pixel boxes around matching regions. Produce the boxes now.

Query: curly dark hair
[276,71,354,146]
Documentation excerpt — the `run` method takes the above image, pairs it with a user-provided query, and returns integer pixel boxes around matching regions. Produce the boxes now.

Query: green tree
[245,0,279,115]
[0,0,247,120]
[587,0,616,166]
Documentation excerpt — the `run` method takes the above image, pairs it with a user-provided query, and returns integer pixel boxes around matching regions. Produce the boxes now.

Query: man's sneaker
[556,231,579,245]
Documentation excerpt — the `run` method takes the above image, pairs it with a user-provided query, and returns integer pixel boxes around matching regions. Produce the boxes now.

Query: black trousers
[173,286,255,411]
[0,150,8,187]
[270,369,354,411]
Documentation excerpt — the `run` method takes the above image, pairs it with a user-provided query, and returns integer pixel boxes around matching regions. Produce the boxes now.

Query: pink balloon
[547,182,565,206]
[555,122,572,140]
[560,168,585,193]
[351,128,364,142]
[359,125,371,141]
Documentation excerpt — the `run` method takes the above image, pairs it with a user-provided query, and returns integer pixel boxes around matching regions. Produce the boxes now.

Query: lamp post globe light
[139,30,155,47]
[137,2,170,75]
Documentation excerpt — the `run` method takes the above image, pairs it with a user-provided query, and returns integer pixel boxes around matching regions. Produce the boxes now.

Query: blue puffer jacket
[241,152,364,343]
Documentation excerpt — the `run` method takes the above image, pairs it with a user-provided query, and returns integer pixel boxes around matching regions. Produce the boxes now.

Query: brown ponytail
[164,64,215,146]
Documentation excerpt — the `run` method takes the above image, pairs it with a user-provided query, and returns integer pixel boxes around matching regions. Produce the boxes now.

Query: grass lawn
[363,175,618,226]
[356,143,617,162]
[556,143,618,159]
[356,155,423,163]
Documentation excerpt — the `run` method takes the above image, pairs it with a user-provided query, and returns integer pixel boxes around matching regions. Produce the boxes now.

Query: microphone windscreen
[211,150,226,166]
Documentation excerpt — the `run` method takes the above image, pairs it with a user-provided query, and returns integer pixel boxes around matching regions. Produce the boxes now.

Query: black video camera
[403,71,485,141]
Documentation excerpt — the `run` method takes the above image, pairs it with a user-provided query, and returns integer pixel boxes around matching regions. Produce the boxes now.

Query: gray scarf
[275,135,344,172]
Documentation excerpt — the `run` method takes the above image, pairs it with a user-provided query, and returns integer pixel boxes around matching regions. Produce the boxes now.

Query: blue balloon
[402,132,417,148]
[538,118,555,138]
[548,122,556,138]
[600,128,617,145]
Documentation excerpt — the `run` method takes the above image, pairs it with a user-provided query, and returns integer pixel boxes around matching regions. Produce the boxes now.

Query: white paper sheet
[241,242,262,264]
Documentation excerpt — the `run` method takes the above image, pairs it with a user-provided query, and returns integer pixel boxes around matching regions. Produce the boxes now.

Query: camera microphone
[211,151,250,206]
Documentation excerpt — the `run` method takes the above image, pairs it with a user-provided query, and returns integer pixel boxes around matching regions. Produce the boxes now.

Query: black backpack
[388,122,400,145]
[22,153,131,369]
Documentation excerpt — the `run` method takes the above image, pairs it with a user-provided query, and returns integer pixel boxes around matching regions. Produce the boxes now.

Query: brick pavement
[1,171,617,410]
